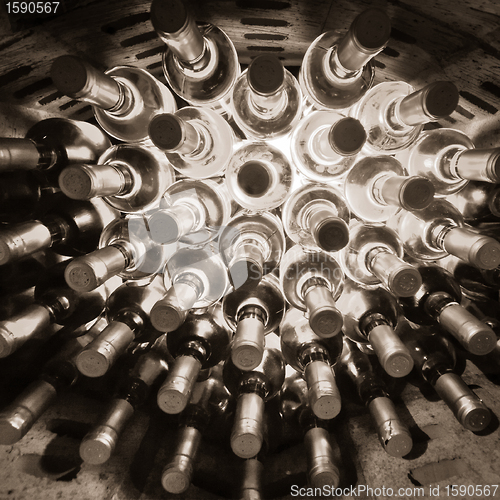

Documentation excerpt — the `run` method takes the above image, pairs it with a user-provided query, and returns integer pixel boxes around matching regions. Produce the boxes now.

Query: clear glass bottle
[344,155,435,223]
[58,143,175,214]
[388,198,500,270]
[50,56,176,143]
[231,54,302,140]
[219,210,285,289]
[280,307,343,420]
[282,182,350,253]
[280,372,342,488]
[156,304,231,414]
[399,128,500,196]
[0,171,61,224]
[0,198,117,266]
[148,108,237,179]
[0,118,111,179]
[290,112,366,182]
[336,278,414,378]
[225,142,294,211]
[352,81,459,154]
[0,320,105,445]
[64,215,168,292]
[147,178,233,247]
[299,8,391,111]
[80,349,168,464]
[398,262,497,356]
[150,0,239,116]
[161,367,229,494]
[445,181,500,224]
[223,273,285,371]
[150,243,229,333]
[339,337,413,457]
[0,260,108,358]
[399,320,491,432]
[279,244,344,338]
[75,277,166,378]
[223,347,285,459]
[340,220,422,297]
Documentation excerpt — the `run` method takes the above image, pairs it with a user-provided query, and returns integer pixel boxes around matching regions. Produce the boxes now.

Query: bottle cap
[58,165,95,200]
[305,361,342,420]
[456,395,491,432]
[368,324,414,378]
[248,55,284,95]
[149,114,184,151]
[305,427,340,489]
[386,263,422,298]
[314,217,350,253]
[470,238,500,270]
[398,177,435,211]
[328,117,366,156]
[237,162,271,198]
[150,302,189,333]
[303,286,343,338]
[231,317,266,371]
[79,426,117,464]
[51,55,91,95]
[351,8,392,51]
[150,0,188,33]
[231,392,265,459]
[148,211,180,244]
[161,456,192,494]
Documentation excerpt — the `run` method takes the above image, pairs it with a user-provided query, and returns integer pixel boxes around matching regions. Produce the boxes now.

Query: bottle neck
[298,343,330,368]
[424,291,457,321]
[248,86,288,121]
[311,127,345,162]
[0,139,58,172]
[447,148,500,183]
[358,312,390,339]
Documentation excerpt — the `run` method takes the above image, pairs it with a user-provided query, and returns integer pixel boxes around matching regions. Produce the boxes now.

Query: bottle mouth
[399,177,435,210]
[51,55,89,95]
[424,81,460,119]
[148,211,180,244]
[351,8,392,51]
[237,161,271,198]
[150,0,188,33]
[248,54,285,95]
[315,218,350,253]
[329,117,366,155]
[149,114,184,151]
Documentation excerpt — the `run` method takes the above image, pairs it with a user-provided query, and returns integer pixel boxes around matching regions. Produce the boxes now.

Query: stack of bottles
[0,0,499,496]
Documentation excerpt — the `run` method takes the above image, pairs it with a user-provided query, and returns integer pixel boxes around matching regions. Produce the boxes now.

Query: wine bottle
[161,366,230,493]
[150,243,229,333]
[147,178,232,246]
[239,457,264,500]
[352,81,459,154]
[279,244,344,338]
[340,220,422,297]
[0,118,111,179]
[299,8,391,110]
[0,198,117,266]
[156,304,231,414]
[336,278,413,378]
[150,0,239,116]
[225,142,294,211]
[75,277,166,378]
[398,262,497,356]
[149,108,237,179]
[280,371,342,488]
[219,210,285,289]
[445,181,500,225]
[290,112,366,182]
[223,347,285,459]
[64,215,167,292]
[282,182,350,253]
[399,320,491,432]
[0,260,109,358]
[388,198,500,270]
[0,318,106,445]
[280,307,343,420]
[51,56,176,143]
[58,143,175,213]
[80,349,168,464]
[339,337,413,457]
[231,54,302,140]
[344,155,435,223]
[0,171,61,224]
[223,273,285,371]
[399,128,500,195]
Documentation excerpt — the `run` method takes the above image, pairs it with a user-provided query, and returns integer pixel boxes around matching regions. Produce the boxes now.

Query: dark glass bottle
[0,260,109,358]
[157,304,231,414]
[398,263,497,356]
[399,320,491,432]
[80,348,169,464]
[0,198,117,266]
[339,337,413,457]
